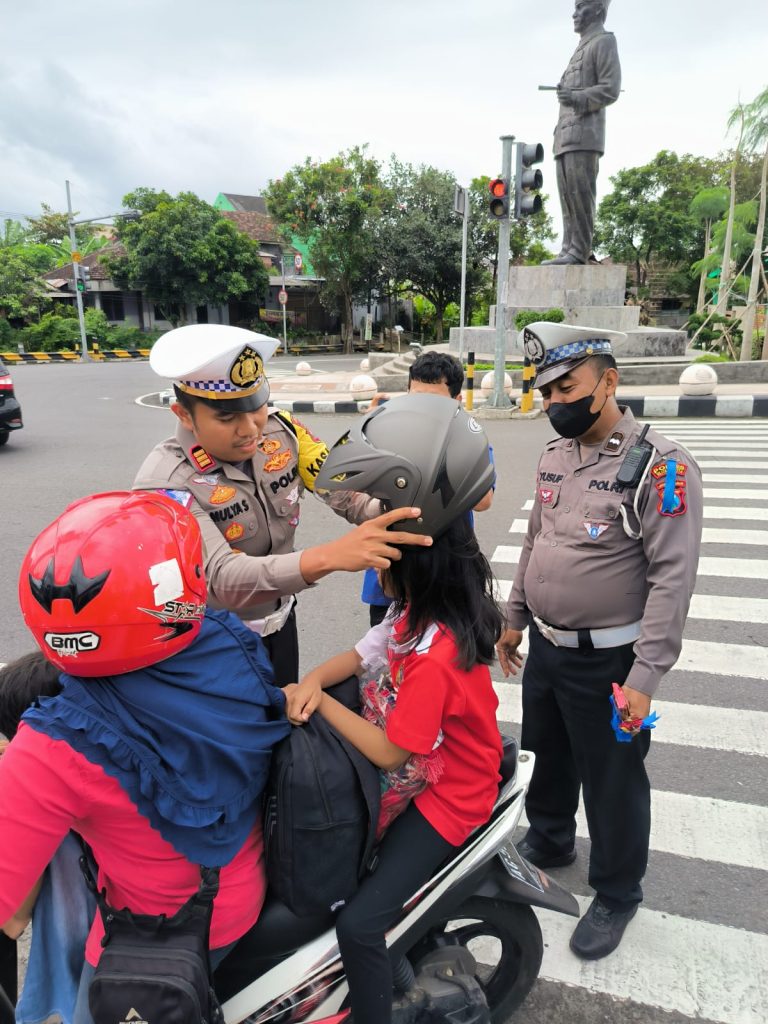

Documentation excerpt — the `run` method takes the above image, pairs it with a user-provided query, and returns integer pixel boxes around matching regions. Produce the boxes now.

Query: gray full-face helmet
[315,393,494,537]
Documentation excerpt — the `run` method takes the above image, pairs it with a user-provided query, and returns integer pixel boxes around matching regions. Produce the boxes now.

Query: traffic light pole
[66,180,90,362]
[487,135,514,409]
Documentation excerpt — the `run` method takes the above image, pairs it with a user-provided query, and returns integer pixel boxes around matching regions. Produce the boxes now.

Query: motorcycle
[213,736,578,1023]
[0,737,578,1024]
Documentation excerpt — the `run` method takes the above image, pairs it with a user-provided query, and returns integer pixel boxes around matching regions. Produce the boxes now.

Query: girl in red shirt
[286,394,503,1024]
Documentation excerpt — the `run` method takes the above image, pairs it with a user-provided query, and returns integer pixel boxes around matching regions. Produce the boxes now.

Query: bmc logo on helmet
[43,631,101,655]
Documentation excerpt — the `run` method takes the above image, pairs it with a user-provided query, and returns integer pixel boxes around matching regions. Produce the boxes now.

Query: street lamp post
[64,181,140,362]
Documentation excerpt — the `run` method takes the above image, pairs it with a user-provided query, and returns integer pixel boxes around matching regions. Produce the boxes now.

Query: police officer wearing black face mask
[497,322,703,960]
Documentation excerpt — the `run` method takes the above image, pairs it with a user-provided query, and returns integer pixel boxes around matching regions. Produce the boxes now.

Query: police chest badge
[230,346,264,390]
[583,522,609,540]
[538,487,556,506]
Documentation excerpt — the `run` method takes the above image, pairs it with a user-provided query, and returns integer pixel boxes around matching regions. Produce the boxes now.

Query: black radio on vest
[616,424,653,489]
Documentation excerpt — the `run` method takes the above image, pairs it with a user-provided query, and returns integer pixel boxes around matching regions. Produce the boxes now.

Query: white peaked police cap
[520,321,626,389]
[150,324,280,410]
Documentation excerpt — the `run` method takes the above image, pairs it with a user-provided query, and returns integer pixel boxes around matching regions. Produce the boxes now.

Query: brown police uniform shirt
[133,409,380,620]
[506,408,703,697]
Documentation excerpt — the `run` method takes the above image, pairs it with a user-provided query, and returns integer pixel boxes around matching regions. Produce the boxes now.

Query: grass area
[471,363,523,372]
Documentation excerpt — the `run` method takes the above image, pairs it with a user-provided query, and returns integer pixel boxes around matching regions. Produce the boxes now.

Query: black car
[0,359,23,446]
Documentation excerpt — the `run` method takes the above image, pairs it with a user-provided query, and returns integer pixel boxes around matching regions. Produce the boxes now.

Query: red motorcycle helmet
[19,491,207,677]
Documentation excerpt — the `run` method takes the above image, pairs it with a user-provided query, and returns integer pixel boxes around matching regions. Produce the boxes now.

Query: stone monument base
[449,262,686,358]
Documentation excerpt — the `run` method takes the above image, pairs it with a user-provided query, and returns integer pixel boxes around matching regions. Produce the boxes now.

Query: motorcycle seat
[214,894,334,1000]
[498,734,518,789]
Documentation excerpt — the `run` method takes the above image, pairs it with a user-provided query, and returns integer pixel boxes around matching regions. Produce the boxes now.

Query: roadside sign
[278,289,288,305]
[71,251,82,263]
[453,185,466,217]
[294,254,303,271]
[364,313,373,342]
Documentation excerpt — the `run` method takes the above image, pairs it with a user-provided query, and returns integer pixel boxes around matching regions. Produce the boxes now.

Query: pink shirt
[0,724,266,965]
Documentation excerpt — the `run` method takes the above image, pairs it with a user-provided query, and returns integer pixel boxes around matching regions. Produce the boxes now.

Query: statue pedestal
[449,263,687,357]
[496,264,640,333]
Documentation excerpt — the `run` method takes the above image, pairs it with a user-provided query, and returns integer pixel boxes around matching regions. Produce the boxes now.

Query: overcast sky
[2,0,766,244]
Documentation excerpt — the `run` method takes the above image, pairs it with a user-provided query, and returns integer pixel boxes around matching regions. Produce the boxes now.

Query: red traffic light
[488,177,509,218]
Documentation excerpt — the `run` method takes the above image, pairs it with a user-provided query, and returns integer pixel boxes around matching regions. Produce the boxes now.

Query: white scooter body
[219,745,579,1024]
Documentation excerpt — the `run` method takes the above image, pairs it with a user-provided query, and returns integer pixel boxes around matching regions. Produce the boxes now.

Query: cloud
[0,0,766,236]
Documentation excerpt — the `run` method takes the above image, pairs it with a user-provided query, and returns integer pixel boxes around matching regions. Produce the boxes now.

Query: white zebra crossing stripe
[521,499,534,510]
[704,488,768,500]
[702,527,768,545]
[676,637,768,680]
[697,556,768,579]
[699,461,768,469]
[520,791,768,870]
[702,473,768,484]
[533,896,768,1024]
[688,449,768,456]
[491,545,522,564]
[492,586,768,625]
[704,505,768,521]
[688,593,768,623]
[508,519,529,533]
[492,682,768,758]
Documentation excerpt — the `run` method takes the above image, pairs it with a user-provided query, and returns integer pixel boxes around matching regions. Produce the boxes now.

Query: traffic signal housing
[514,142,544,219]
[76,265,91,293]
[488,177,510,219]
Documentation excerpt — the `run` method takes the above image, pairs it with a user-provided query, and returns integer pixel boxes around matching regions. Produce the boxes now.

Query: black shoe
[516,838,577,869]
[569,897,638,960]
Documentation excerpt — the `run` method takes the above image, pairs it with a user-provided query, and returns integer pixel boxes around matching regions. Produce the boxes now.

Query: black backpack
[263,677,381,917]
[79,844,223,1024]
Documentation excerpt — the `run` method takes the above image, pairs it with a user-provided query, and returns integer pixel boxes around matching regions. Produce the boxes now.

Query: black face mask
[546,373,606,439]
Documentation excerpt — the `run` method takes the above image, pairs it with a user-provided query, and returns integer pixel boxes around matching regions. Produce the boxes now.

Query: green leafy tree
[0,248,49,322]
[26,204,72,245]
[0,219,29,248]
[105,189,269,326]
[594,151,724,288]
[265,147,386,350]
[379,160,467,342]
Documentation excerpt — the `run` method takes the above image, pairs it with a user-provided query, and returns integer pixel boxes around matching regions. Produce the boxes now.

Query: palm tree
[690,188,729,312]
[735,86,768,360]
[718,103,747,315]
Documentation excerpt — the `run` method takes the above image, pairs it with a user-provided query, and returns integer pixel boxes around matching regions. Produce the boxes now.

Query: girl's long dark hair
[382,515,503,671]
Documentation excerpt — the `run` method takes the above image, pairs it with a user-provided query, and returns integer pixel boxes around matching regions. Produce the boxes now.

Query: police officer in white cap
[497,322,702,958]
[134,324,431,685]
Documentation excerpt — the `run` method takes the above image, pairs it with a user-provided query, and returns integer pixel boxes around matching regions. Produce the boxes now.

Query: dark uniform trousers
[261,606,299,688]
[521,617,651,910]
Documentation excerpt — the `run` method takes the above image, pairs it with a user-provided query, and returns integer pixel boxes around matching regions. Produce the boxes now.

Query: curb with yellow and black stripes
[0,349,151,363]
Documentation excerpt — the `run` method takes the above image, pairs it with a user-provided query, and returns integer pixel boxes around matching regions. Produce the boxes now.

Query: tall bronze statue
[543,0,622,266]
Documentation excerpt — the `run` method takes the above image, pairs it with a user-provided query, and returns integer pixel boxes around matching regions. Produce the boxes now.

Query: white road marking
[675,637,768,680]
[687,448,768,456]
[521,499,534,510]
[519,791,768,870]
[703,506,768,521]
[493,682,768,758]
[698,461,768,469]
[701,527,768,545]
[491,545,522,564]
[702,473,768,484]
[534,896,768,1024]
[688,593,768,623]
[508,519,529,533]
[704,488,768,500]
[492,585,768,625]
[698,556,768,579]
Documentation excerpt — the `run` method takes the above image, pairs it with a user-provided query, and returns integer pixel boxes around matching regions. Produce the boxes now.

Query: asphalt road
[1,361,766,1024]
